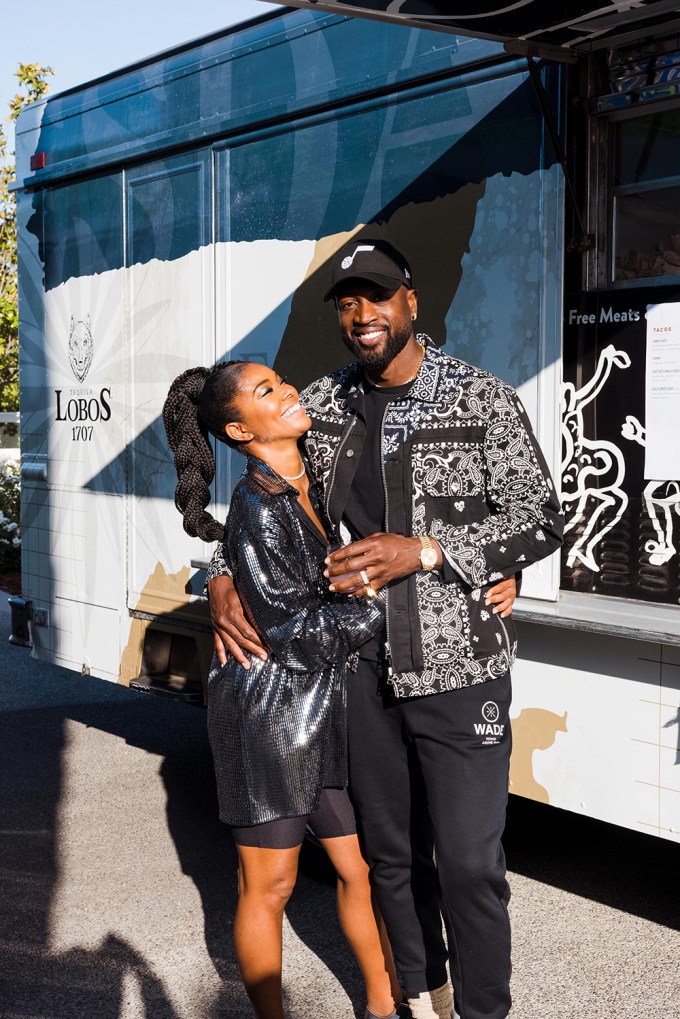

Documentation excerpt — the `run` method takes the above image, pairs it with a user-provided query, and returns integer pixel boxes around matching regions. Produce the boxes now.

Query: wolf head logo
[68,315,93,383]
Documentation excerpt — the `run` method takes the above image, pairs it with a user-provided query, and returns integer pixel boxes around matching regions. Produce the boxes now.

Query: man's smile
[353,328,387,346]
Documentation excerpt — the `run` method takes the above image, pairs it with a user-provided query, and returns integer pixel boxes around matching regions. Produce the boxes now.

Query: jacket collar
[341,334,442,406]
[409,335,442,402]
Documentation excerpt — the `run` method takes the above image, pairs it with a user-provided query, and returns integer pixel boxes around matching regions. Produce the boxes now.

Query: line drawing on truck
[561,344,631,572]
[621,414,680,566]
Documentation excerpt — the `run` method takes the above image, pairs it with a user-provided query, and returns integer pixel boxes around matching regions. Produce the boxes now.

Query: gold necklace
[281,459,306,481]
[367,340,425,388]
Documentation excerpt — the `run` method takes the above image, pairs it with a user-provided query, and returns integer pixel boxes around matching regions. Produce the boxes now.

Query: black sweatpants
[347,660,512,1019]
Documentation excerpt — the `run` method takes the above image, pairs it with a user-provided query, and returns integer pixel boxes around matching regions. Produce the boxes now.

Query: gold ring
[364,583,378,600]
[360,569,370,585]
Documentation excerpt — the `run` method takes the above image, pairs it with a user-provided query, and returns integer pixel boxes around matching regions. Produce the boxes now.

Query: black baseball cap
[323,239,414,301]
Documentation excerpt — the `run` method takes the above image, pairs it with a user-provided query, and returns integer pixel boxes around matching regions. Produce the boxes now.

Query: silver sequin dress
[207,455,384,827]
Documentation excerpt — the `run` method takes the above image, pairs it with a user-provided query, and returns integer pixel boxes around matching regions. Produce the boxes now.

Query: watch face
[420,547,438,569]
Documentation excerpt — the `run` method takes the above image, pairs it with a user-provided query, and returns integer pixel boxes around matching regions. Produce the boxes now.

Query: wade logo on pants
[474,701,506,746]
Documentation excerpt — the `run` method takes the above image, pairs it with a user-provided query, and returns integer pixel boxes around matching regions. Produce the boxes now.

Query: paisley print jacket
[209,338,563,697]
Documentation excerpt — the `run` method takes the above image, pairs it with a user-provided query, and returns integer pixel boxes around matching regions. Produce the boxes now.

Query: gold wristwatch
[419,535,438,571]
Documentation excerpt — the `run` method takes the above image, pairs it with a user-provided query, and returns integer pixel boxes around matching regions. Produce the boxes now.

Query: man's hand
[325,533,427,593]
[325,537,518,616]
[484,576,517,618]
[207,574,267,668]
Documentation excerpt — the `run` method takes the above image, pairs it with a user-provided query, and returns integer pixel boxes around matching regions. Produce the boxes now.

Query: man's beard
[342,322,412,373]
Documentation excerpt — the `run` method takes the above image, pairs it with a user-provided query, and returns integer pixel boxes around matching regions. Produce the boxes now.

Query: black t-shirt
[343,378,413,659]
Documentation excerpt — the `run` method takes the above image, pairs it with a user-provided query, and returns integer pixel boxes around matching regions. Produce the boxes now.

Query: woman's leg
[321,833,402,1017]
[234,842,301,1019]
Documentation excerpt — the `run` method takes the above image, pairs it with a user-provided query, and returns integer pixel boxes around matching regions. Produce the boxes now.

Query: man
[207,240,563,1019]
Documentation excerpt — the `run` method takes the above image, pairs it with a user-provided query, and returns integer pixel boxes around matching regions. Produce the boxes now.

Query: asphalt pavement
[0,593,678,1019]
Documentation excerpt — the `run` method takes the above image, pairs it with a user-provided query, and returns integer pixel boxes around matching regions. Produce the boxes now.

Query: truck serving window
[612,107,680,282]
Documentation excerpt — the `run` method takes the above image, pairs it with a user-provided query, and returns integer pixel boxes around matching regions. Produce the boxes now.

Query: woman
[163,360,405,1019]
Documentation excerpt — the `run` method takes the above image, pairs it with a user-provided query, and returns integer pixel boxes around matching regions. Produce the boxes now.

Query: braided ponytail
[162,361,248,542]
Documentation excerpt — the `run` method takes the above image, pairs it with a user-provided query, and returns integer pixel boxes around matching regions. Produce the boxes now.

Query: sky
[2,0,279,148]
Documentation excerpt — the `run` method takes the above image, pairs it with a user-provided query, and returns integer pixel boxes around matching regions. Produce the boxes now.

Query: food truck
[11,1,680,841]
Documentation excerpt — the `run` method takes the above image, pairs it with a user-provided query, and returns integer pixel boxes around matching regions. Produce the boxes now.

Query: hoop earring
[411,313,417,321]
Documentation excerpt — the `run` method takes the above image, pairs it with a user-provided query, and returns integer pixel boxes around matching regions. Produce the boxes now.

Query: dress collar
[243,454,333,545]
[243,453,306,496]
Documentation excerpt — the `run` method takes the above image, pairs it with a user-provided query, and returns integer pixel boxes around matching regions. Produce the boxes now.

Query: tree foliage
[0,456,20,571]
[0,63,53,412]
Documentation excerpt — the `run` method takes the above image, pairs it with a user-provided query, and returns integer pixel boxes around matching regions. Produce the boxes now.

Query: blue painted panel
[41,175,124,292]
[16,9,504,187]
[225,67,549,244]
[126,152,212,268]
[34,60,559,295]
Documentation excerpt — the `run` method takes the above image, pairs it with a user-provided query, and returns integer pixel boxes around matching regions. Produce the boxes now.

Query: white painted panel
[215,238,317,504]
[54,601,121,681]
[33,271,129,649]
[512,622,678,839]
[127,249,214,611]
[44,270,126,497]
[220,239,317,364]
[660,656,680,837]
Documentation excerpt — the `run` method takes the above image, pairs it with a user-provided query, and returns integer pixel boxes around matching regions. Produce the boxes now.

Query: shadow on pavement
[0,611,364,1018]
[1,934,183,1018]
[503,794,680,932]
[0,684,191,1016]
[3,599,677,1019]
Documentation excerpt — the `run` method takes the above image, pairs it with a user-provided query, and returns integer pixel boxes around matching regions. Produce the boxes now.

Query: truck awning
[270,2,680,54]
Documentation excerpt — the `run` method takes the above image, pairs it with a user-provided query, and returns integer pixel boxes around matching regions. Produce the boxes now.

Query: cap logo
[340,244,375,271]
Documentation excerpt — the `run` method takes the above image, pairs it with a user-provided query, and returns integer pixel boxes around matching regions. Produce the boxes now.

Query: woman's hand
[484,576,517,618]
[208,574,268,667]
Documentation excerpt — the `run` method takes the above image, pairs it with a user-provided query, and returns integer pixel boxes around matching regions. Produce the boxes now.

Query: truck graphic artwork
[13,5,680,841]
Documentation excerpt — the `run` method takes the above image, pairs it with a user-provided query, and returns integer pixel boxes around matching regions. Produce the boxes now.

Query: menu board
[645,302,680,481]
